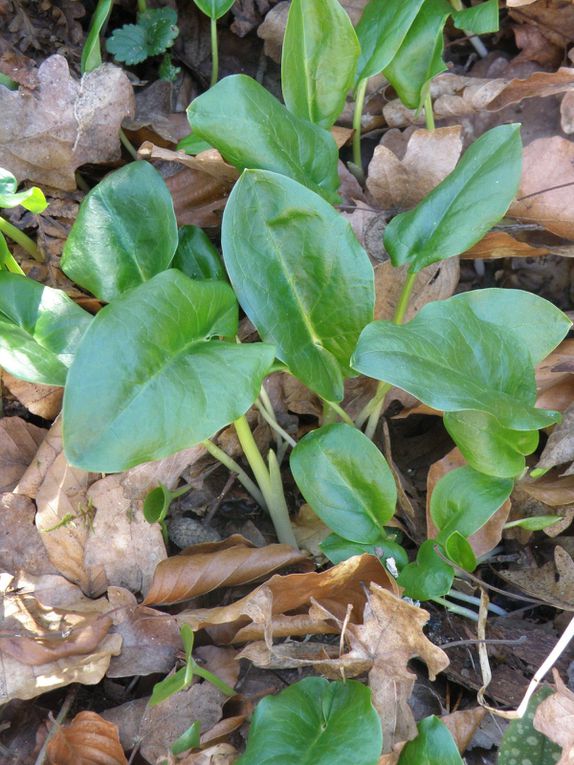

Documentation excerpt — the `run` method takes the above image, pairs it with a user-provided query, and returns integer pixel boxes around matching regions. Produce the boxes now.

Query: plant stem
[432,596,479,622]
[424,91,435,131]
[119,128,138,160]
[322,399,355,427]
[447,588,507,616]
[352,77,368,178]
[448,0,488,58]
[268,450,299,548]
[137,0,147,12]
[210,16,219,88]
[202,438,267,510]
[256,399,297,448]
[0,216,43,261]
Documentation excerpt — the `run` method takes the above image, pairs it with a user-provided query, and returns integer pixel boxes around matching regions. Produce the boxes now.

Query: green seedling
[191,1,235,87]
[0,168,47,271]
[504,515,563,531]
[171,720,201,756]
[143,482,192,543]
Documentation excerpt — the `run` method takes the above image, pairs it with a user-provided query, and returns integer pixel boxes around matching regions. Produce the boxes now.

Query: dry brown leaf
[178,744,238,765]
[507,0,538,5]
[139,141,240,184]
[200,716,247,747]
[0,56,134,190]
[195,645,241,690]
[292,504,331,557]
[46,711,127,765]
[536,339,574,413]
[366,127,463,210]
[15,417,65,499]
[497,545,574,610]
[2,371,63,419]
[513,24,563,67]
[166,166,228,228]
[561,90,574,133]
[535,403,574,474]
[0,416,45,493]
[508,0,574,47]
[534,671,574,764]
[0,492,58,577]
[522,474,574,506]
[462,231,550,259]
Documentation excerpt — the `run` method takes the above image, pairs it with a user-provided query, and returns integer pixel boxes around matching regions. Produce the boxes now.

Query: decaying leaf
[2,371,63,419]
[138,141,240,184]
[0,492,57,577]
[497,546,574,610]
[0,55,135,190]
[0,416,45,493]
[462,231,550,260]
[178,744,238,765]
[292,504,331,557]
[15,417,66,499]
[534,671,574,765]
[536,339,574,413]
[535,403,574,474]
[46,711,127,765]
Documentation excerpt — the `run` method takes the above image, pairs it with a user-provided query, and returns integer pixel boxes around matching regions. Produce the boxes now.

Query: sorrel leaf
[61,161,178,302]
[222,170,373,402]
[397,539,454,601]
[282,0,359,129]
[0,168,47,213]
[187,75,340,203]
[384,125,522,272]
[398,716,463,765]
[452,0,499,35]
[63,270,274,472]
[192,0,235,19]
[173,225,226,281]
[290,423,397,543]
[0,272,92,386]
[237,677,382,765]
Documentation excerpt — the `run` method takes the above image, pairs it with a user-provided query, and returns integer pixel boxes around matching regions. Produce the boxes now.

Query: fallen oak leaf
[46,711,127,765]
[1,371,62,419]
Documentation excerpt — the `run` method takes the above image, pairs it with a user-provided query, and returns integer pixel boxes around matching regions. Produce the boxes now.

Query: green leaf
[0,272,92,386]
[281,0,359,129]
[177,133,213,155]
[63,270,275,472]
[505,515,562,531]
[355,0,426,83]
[237,677,382,765]
[138,8,179,56]
[173,225,226,281]
[187,75,340,203]
[431,466,513,543]
[384,124,522,272]
[172,721,201,755]
[443,411,538,478]
[398,715,463,765]
[498,688,561,765]
[222,170,373,402]
[383,0,450,110]
[291,424,396,544]
[452,0,499,35]
[321,533,408,569]
[149,666,188,706]
[61,161,178,302]
[397,540,454,601]
[0,168,47,213]
[352,292,559,431]
[192,0,235,20]
[81,0,113,73]
[106,23,148,64]
[444,531,477,572]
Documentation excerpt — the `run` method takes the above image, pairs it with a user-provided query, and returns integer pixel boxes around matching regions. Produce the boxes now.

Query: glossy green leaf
[177,133,213,155]
[281,0,359,129]
[452,0,499,35]
[397,540,454,601]
[352,292,559,431]
[63,270,275,472]
[431,466,513,543]
[383,0,450,110]
[237,677,382,765]
[355,0,425,83]
[149,666,188,706]
[505,515,562,531]
[187,75,340,203]
[0,168,47,213]
[81,0,113,73]
[173,225,226,281]
[192,0,235,20]
[398,716,463,765]
[61,161,178,302]
[384,124,522,272]
[172,721,201,755]
[443,411,538,478]
[291,424,397,544]
[444,531,477,572]
[498,688,561,765]
[222,170,373,402]
[321,533,408,570]
[0,272,92,386]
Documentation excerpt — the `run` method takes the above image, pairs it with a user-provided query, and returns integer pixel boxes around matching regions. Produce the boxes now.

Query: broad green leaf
[0,272,92,386]
[81,0,113,73]
[173,225,226,281]
[431,466,513,543]
[452,0,499,35]
[498,688,561,765]
[63,270,275,472]
[397,539,454,601]
[61,161,178,302]
[192,0,235,20]
[352,293,559,431]
[177,133,213,155]
[443,411,538,478]
[505,515,562,531]
[384,124,522,272]
[172,721,201,755]
[444,531,477,572]
[383,0,450,111]
[187,75,340,203]
[291,424,397,544]
[321,533,408,569]
[0,168,47,213]
[281,0,359,129]
[355,0,425,83]
[398,716,463,765]
[237,677,382,765]
[222,170,373,402]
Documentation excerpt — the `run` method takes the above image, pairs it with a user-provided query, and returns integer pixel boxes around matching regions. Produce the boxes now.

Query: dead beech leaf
[533,671,574,764]
[178,744,238,765]
[536,339,574,413]
[522,474,574,506]
[375,259,460,322]
[497,546,574,610]
[0,56,134,190]
[2,371,62,419]
[145,537,309,606]
[0,416,45,493]
[535,403,574,474]
[0,492,58,577]
[15,417,65,499]
[292,504,331,557]
[462,231,550,260]
[46,711,127,765]
[508,0,574,47]
[139,141,239,184]
[166,166,228,228]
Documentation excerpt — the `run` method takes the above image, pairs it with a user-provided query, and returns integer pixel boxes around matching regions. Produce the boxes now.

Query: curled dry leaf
[533,671,574,765]
[497,545,574,610]
[536,339,574,413]
[0,55,135,190]
[508,0,574,47]
[144,537,310,606]
[47,711,127,765]
[0,416,45,493]
[2,371,63,419]
[462,231,549,260]
[535,403,574,474]
[178,744,238,765]
[138,141,240,184]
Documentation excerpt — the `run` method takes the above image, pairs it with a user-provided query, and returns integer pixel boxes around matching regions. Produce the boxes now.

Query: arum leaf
[352,291,559,431]
[281,0,359,129]
[192,0,235,20]
[320,532,408,569]
[61,161,178,302]
[452,0,499,35]
[187,75,340,203]
[290,423,396,544]
[0,272,92,386]
[498,688,561,765]
[444,531,477,572]
[222,170,373,402]
[237,677,382,765]
[397,540,454,601]
[63,270,274,472]
[173,225,226,281]
[0,167,47,213]
[398,715,463,765]
[384,124,522,272]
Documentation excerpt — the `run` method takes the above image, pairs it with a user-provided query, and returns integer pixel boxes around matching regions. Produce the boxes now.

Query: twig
[441,636,528,649]
[34,686,77,765]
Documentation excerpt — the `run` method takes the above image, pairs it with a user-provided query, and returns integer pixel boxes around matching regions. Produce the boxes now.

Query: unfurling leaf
[173,225,226,281]
[0,167,47,212]
[398,715,463,765]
